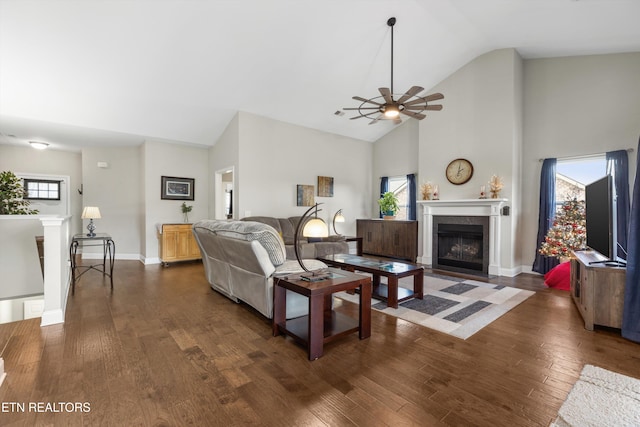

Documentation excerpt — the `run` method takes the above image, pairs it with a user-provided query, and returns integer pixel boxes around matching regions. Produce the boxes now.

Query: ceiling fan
[344,17,444,125]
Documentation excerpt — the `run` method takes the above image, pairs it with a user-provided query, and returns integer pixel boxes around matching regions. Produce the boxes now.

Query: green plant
[181,202,193,222]
[181,202,193,214]
[0,171,38,215]
[378,191,399,215]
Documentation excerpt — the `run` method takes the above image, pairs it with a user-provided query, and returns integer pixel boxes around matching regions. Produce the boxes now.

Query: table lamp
[81,206,101,237]
[332,209,345,235]
[294,203,329,279]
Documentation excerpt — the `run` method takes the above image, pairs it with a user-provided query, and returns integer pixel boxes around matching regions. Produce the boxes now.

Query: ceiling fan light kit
[344,17,444,125]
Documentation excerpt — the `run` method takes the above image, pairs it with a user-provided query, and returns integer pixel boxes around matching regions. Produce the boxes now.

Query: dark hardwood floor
[1,260,639,426]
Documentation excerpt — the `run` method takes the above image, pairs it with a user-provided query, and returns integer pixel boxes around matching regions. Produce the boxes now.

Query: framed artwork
[317,176,334,197]
[296,185,314,206]
[161,176,195,200]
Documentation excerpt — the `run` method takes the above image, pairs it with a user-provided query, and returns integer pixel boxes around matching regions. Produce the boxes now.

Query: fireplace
[433,216,489,275]
[417,199,507,276]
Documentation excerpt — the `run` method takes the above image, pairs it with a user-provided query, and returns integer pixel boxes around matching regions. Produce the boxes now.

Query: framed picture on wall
[317,176,334,197]
[296,185,314,206]
[161,176,195,200]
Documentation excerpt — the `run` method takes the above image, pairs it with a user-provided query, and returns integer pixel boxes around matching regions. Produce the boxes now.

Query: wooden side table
[273,268,371,360]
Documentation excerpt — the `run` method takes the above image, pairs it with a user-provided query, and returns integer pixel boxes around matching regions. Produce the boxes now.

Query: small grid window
[24,179,60,200]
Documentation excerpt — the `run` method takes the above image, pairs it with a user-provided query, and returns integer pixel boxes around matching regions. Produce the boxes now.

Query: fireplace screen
[437,224,483,271]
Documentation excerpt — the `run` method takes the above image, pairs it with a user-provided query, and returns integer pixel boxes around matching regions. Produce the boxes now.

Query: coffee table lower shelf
[275,311,360,347]
[370,283,417,306]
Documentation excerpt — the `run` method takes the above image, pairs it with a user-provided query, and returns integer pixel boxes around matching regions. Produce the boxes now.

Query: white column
[488,203,502,276]
[420,207,433,265]
[40,216,71,326]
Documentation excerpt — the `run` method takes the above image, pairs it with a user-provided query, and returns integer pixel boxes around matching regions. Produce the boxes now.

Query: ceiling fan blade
[378,87,393,104]
[424,92,445,102]
[349,115,367,120]
[403,93,445,107]
[396,86,424,104]
[424,104,443,111]
[353,96,382,106]
[401,110,426,120]
[404,104,443,112]
[343,107,380,110]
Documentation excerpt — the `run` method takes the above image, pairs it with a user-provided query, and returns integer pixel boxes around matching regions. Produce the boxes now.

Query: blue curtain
[407,174,417,220]
[606,150,630,260]
[532,158,560,274]
[379,177,388,218]
[623,139,640,343]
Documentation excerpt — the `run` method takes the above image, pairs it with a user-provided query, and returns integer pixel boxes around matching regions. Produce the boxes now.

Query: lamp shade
[81,206,101,219]
[303,217,329,238]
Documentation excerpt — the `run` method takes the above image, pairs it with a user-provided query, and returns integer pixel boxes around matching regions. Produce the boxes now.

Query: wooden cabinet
[356,219,418,262]
[570,250,626,331]
[158,224,201,265]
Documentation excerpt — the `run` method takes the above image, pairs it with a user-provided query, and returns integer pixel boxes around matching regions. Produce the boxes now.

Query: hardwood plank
[0,260,639,426]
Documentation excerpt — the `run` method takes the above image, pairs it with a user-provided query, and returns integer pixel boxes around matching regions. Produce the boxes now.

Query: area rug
[334,272,534,339]
[550,364,640,426]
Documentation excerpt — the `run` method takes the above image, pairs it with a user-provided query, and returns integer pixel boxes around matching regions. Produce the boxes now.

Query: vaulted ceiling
[1,0,640,152]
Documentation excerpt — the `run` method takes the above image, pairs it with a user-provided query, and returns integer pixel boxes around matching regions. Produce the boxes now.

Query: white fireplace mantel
[417,199,508,276]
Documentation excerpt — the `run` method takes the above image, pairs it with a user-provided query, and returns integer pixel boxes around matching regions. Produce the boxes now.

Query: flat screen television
[585,175,623,265]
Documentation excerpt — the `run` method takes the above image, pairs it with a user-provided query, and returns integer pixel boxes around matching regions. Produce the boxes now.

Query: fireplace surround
[417,199,507,276]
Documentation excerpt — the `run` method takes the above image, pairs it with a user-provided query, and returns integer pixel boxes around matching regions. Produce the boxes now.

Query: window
[24,179,61,200]
[388,176,408,220]
[555,156,606,211]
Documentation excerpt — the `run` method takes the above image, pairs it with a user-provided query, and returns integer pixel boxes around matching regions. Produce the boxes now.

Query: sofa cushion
[195,220,286,266]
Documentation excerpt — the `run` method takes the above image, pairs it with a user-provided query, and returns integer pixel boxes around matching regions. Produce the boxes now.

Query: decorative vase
[490,190,500,199]
[183,212,189,223]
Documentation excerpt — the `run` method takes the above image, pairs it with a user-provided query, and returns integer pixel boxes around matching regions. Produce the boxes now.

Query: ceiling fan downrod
[388,17,396,95]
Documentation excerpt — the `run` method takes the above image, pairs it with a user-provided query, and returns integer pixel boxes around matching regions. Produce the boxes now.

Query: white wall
[81,146,143,258]
[522,52,640,270]
[0,217,44,299]
[418,49,523,275]
[235,112,372,236]
[373,119,420,212]
[209,113,240,219]
[143,140,209,263]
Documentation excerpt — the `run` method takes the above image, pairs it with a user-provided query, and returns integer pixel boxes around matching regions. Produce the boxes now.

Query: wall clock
[445,158,474,185]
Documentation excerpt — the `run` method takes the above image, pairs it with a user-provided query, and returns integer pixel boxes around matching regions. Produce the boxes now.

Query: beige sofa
[241,216,348,259]
[192,219,327,319]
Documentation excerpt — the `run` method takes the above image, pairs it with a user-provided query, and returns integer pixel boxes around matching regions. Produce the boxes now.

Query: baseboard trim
[143,257,161,265]
[41,308,64,326]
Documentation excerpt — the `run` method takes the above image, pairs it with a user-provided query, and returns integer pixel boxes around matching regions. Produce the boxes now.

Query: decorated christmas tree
[539,197,586,259]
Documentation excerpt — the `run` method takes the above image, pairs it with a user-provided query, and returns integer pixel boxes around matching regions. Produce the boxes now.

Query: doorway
[214,166,234,220]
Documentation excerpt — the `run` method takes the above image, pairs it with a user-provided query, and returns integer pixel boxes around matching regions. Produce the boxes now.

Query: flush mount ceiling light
[344,17,444,125]
[29,141,49,150]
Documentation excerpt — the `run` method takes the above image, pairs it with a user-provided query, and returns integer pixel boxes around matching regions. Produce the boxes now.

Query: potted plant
[181,202,193,223]
[378,191,399,219]
[0,171,38,215]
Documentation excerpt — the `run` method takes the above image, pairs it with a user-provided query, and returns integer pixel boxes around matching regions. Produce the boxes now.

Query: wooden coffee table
[273,268,371,360]
[317,254,423,309]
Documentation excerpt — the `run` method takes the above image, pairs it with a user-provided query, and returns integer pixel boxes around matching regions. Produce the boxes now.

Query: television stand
[570,250,626,331]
